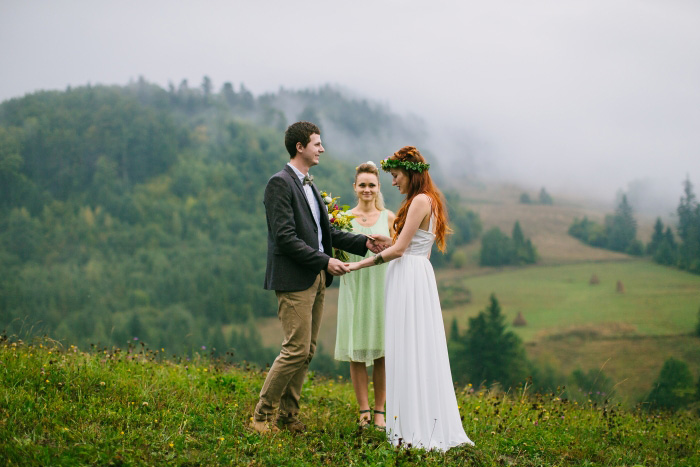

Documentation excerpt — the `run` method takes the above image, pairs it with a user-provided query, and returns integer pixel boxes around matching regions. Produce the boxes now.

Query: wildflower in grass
[133,337,138,341]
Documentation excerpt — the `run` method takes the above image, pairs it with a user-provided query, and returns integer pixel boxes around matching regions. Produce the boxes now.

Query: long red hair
[389,146,451,252]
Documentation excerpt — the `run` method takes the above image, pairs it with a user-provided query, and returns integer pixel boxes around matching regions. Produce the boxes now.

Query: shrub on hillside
[646,357,695,411]
[479,222,536,267]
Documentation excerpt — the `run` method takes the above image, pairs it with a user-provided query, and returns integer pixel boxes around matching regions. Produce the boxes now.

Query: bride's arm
[348,195,431,271]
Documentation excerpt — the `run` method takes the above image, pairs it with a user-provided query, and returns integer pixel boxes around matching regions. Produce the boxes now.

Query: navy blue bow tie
[303,174,314,186]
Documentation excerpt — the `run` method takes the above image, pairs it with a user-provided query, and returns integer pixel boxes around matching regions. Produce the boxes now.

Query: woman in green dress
[335,161,395,428]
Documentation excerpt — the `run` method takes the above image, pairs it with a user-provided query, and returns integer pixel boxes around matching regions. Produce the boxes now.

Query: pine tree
[647,218,665,256]
[538,187,553,205]
[676,177,700,272]
[654,227,678,266]
[463,294,527,389]
[512,221,537,264]
[606,195,638,253]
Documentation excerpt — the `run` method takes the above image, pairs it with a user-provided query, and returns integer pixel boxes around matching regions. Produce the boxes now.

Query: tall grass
[1,335,698,466]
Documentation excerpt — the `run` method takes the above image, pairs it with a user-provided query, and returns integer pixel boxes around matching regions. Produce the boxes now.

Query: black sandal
[359,409,371,428]
[373,409,386,430]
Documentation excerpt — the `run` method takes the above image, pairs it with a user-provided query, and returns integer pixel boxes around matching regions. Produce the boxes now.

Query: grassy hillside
[2,337,698,466]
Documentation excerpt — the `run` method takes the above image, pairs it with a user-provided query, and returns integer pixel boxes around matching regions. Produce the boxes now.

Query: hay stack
[513,311,527,327]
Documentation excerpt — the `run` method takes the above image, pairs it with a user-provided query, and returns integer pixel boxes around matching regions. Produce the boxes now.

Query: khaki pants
[254,271,326,421]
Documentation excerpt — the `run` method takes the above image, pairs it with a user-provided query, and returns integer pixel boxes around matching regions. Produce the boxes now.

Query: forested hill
[0,78,432,355]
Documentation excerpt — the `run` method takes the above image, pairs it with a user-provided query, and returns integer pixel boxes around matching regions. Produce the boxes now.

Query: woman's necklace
[355,210,374,223]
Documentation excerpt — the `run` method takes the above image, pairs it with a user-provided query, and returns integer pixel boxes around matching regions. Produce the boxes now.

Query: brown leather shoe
[250,418,280,434]
[277,417,306,433]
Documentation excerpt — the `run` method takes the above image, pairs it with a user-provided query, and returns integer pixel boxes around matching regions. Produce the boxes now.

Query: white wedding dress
[384,217,474,451]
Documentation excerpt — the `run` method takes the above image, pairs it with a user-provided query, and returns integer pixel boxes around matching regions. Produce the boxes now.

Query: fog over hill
[2,1,698,216]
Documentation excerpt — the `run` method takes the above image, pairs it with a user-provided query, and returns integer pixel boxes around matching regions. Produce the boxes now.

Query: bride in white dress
[347,146,474,451]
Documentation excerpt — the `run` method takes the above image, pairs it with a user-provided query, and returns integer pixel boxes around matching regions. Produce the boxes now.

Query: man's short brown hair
[284,121,320,158]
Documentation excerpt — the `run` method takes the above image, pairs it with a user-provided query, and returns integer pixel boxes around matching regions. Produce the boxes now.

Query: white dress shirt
[288,163,324,253]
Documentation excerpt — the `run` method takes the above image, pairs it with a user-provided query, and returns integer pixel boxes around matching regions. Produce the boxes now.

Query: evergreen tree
[676,177,700,273]
[512,221,537,264]
[695,306,700,338]
[647,218,665,256]
[605,194,638,253]
[462,294,527,388]
[538,187,553,205]
[646,357,695,411]
[519,193,532,204]
[201,76,213,103]
[512,221,525,250]
[221,82,237,106]
[654,227,678,266]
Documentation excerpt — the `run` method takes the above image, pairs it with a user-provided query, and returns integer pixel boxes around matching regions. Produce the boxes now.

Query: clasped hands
[326,234,392,276]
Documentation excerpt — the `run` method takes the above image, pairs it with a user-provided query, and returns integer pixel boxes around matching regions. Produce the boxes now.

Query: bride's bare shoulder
[408,194,432,214]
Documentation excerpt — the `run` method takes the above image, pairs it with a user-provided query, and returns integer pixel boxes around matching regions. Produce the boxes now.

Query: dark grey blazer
[264,165,368,291]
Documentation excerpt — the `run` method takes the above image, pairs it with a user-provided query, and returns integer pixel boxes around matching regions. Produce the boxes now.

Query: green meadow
[1,338,698,466]
[443,259,700,343]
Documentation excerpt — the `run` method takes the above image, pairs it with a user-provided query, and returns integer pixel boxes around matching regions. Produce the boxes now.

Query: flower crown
[380,157,430,173]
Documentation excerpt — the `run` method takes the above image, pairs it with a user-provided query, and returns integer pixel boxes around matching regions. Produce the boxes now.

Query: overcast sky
[2,0,699,211]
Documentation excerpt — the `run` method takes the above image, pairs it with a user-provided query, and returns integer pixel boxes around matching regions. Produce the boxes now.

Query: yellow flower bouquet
[320,190,356,261]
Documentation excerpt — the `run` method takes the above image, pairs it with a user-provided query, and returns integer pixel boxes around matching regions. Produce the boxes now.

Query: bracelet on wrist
[373,253,385,265]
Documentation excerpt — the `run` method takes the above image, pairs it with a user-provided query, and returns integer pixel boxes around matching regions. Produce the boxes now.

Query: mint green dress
[335,209,390,366]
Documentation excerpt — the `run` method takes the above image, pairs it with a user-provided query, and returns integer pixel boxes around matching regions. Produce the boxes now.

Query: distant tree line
[569,194,644,255]
[568,178,700,274]
[520,187,553,205]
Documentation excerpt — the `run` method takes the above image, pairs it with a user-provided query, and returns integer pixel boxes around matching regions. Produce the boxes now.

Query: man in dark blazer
[252,121,387,433]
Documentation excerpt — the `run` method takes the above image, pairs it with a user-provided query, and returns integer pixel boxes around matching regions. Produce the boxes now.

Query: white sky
[1,0,699,210]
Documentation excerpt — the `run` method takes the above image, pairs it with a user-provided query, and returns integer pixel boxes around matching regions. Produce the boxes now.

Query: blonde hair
[354,162,385,210]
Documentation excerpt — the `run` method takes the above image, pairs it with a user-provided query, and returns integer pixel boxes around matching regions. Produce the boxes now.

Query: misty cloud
[1,0,698,213]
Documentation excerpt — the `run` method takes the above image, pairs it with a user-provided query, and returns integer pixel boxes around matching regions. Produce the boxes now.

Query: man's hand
[326,257,351,276]
[367,234,392,253]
